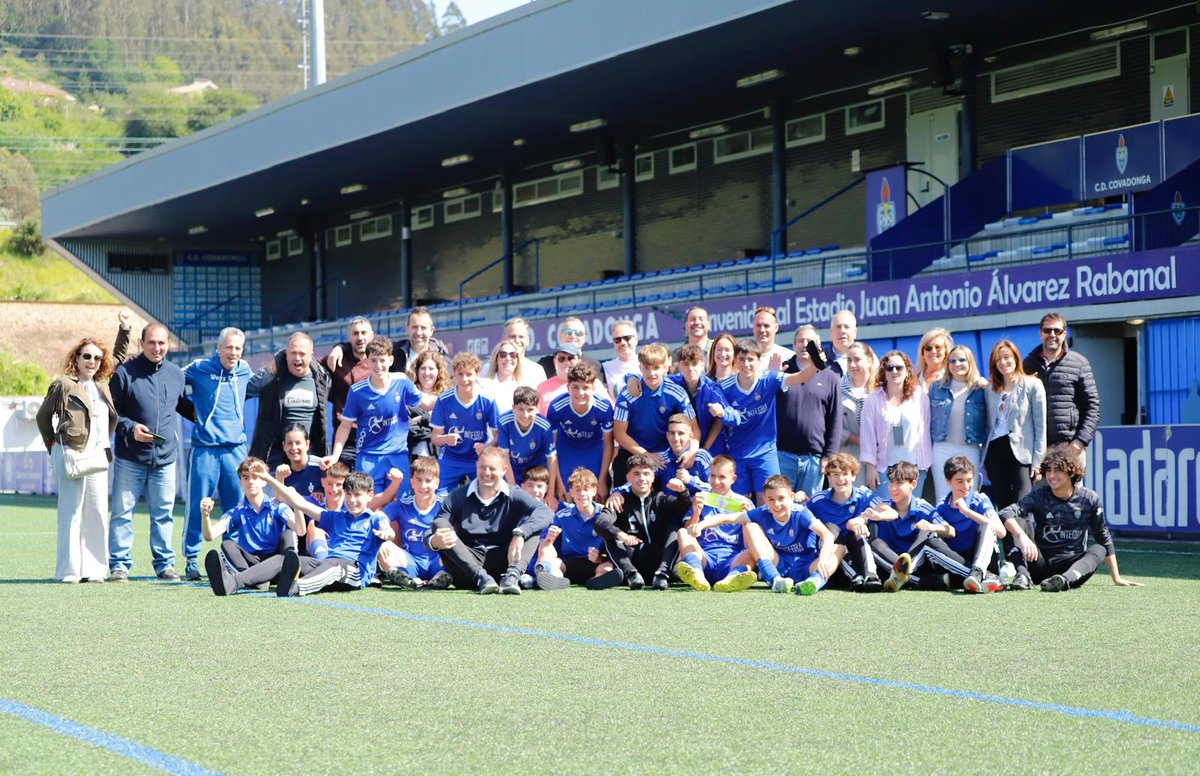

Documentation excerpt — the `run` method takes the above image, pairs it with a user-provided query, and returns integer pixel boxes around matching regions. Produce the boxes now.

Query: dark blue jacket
[110,352,191,467]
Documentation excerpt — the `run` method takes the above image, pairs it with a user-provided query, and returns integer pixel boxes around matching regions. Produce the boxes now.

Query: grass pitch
[1,493,1198,774]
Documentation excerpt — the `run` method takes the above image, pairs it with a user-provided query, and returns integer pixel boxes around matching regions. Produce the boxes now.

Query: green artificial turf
[1,493,1197,774]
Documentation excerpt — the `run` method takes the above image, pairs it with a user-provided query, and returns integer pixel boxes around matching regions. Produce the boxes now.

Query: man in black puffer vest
[1022,312,1100,462]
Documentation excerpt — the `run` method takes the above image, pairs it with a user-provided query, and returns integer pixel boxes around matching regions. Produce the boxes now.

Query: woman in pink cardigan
[860,350,932,499]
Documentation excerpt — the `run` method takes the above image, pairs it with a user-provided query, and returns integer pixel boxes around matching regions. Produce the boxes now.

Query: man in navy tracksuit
[109,320,192,582]
[182,327,253,580]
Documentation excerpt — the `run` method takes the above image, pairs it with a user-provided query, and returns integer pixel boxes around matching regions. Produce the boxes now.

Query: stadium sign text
[1085,425,1200,534]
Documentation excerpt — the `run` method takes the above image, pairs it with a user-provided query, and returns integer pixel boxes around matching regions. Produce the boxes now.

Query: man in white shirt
[602,319,639,401]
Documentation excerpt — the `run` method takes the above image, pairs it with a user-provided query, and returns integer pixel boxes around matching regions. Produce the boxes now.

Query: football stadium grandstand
[36,0,1200,532]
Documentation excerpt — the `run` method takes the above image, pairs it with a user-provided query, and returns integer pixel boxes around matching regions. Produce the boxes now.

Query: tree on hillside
[0,150,40,222]
[186,88,258,132]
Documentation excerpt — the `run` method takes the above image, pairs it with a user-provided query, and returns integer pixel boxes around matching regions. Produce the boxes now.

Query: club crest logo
[475,411,483,420]
[1115,134,1128,175]
[876,176,897,234]
[529,440,536,450]
[1172,191,1186,226]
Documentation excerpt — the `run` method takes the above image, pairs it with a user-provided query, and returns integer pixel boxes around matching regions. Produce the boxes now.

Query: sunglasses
[923,344,945,352]
[79,353,103,362]
[562,327,585,337]
[1042,326,1064,335]
[884,364,906,372]
[497,351,518,359]
[947,357,968,364]
[556,354,579,362]
[612,335,635,344]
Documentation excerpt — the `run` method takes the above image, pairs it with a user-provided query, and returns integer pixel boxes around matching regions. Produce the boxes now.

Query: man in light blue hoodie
[182,327,253,580]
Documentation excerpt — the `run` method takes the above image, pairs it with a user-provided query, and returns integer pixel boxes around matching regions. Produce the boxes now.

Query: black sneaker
[276,550,300,597]
[584,567,623,590]
[625,570,645,590]
[425,571,453,590]
[651,571,670,591]
[536,570,571,591]
[384,568,416,589]
[861,574,883,593]
[156,567,180,582]
[204,550,235,597]
[477,573,500,595]
[498,571,522,595]
[184,558,201,582]
[1040,574,1069,592]
[109,567,129,583]
[964,567,986,594]
[1010,572,1032,591]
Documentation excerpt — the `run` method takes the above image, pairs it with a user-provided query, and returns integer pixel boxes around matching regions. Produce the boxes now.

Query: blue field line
[0,698,221,775]
[277,596,1200,735]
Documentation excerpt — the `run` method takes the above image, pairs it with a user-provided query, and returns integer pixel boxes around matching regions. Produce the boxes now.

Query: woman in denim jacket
[928,344,988,503]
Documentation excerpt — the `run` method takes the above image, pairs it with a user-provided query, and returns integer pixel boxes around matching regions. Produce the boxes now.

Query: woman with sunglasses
[916,327,952,392]
[406,350,451,459]
[479,338,525,416]
[36,336,121,582]
[928,345,989,503]
[860,350,931,498]
[984,339,1046,511]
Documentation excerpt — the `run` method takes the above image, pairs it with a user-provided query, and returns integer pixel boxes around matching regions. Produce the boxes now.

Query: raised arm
[254,470,323,520]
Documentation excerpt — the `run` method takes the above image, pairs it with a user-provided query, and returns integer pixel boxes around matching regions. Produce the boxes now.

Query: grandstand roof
[42,0,1183,242]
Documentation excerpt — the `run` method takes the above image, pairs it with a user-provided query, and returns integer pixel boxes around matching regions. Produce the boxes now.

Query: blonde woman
[928,344,988,502]
[917,327,952,391]
[37,337,120,583]
[478,338,525,416]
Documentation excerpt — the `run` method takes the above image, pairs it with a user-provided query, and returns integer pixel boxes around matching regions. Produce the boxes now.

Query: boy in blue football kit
[872,461,963,592]
[379,456,452,589]
[936,456,1007,593]
[676,455,756,592]
[200,457,304,595]
[613,343,699,488]
[693,475,838,595]
[497,386,558,492]
[534,467,619,590]
[805,453,896,592]
[714,339,816,503]
[252,469,395,597]
[431,352,499,490]
[326,336,433,492]
[673,343,728,456]
[546,363,614,501]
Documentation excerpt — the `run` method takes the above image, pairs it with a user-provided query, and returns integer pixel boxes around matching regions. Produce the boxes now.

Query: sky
[438,0,531,25]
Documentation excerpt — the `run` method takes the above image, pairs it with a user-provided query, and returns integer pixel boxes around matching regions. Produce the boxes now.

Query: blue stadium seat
[735,257,753,266]
[703,261,720,270]
[1103,234,1130,246]
[844,267,866,279]
[821,244,839,252]
[805,248,822,256]
[718,259,736,268]
[775,276,794,286]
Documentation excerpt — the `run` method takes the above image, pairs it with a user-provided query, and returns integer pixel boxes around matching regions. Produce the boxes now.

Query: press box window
[634,153,654,182]
[845,100,885,135]
[412,205,434,230]
[785,114,825,147]
[108,252,169,273]
[669,144,697,174]
[444,194,482,224]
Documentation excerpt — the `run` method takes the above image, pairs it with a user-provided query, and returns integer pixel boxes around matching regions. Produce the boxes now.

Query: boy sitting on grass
[804,453,896,592]
[870,461,959,592]
[593,454,693,590]
[534,467,620,591]
[675,455,756,592]
[936,456,1007,594]
[691,474,838,595]
[497,385,558,504]
[200,456,305,595]
[1000,444,1141,592]
[244,469,395,597]
[380,455,452,590]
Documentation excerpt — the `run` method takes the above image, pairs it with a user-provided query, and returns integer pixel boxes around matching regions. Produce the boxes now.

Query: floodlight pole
[310,0,327,86]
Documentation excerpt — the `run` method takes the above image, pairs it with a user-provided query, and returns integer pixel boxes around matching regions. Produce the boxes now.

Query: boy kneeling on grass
[691,474,838,595]
[534,467,621,590]
[201,456,305,595]
[379,455,453,590]
[675,455,757,592]
[229,469,395,597]
[1000,444,1141,592]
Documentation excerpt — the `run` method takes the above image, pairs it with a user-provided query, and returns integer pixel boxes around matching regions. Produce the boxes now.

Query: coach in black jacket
[1022,312,1100,456]
[249,332,330,465]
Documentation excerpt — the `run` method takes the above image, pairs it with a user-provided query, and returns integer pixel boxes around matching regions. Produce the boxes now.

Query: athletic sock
[756,559,780,584]
[683,552,703,570]
[307,535,329,559]
[729,564,750,575]
[803,573,827,592]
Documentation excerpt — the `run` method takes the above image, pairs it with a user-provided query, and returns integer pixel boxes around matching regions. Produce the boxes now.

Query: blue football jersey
[937,491,998,555]
[547,394,613,480]
[546,502,606,560]
[806,486,882,530]
[614,377,696,451]
[877,497,944,553]
[745,503,820,556]
[383,490,443,563]
[497,411,556,482]
[319,508,388,587]
[719,371,787,459]
[225,497,293,555]
[430,389,498,468]
[341,374,423,456]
